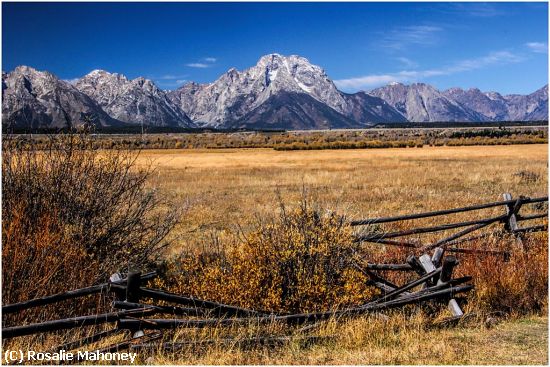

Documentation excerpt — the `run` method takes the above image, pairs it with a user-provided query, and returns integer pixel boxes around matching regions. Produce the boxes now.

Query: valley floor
[135,144,548,252]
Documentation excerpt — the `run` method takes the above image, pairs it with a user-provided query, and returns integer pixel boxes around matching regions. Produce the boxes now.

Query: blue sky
[2,2,548,94]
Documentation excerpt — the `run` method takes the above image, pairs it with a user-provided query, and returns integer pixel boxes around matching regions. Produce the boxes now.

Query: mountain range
[2,54,548,130]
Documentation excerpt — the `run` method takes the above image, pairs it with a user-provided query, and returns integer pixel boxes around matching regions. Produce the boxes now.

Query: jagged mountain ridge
[2,54,548,130]
[168,54,350,127]
[167,53,406,128]
[2,66,122,130]
[443,85,549,122]
[75,70,193,127]
[368,83,489,122]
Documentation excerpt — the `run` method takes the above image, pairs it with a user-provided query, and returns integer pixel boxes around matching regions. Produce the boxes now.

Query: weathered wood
[118,285,474,330]
[356,214,507,242]
[370,268,442,304]
[420,220,496,252]
[418,253,462,316]
[137,287,265,317]
[516,212,548,221]
[363,268,402,290]
[125,271,141,303]
[112,301,206,317]
[406,255,427,276]
[366,263,413,271]
[110,273,126,302]
[2,272,156,314]
[2,307,157,339]
[431,247,445,267]
[514,224,548,233]
[350,196,547,226]
[437,256,463,317]
[418,254,437,288]
[419,254,436,273]
[438,256,457,284]
[447,247,510,258]
[503,193,521,231]
[447,299,464,317]
[365,238,419,248]
[444,232,494,247]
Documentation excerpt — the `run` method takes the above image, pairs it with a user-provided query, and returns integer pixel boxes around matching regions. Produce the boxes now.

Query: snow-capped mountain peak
[168,53,352,126]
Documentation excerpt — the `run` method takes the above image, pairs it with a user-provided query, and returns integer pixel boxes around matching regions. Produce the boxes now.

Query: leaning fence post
[126,271,142,303]
[125,270,144,337]
[418,254,436,288]
[438,256,463,317]
[431,247,445,267]
[502,193,524,248]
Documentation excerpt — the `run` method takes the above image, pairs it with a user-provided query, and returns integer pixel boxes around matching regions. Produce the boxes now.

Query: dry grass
[141,314,548,365]
[135,144,547,252]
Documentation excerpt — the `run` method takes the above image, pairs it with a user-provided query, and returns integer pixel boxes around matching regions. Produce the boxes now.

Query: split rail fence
[1,193,547,360]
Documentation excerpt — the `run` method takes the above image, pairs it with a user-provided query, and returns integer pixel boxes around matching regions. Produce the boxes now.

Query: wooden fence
[1,193,547,359]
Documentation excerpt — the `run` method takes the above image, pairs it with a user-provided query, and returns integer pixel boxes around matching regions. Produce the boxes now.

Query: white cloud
[176,79,187,84]
[335,50,525,91]
[186,57,217,68]
[447,3,506,18]
[186,63,210,68]
[526,42,548,54]
[396,57,418,69]
[380,25,443,50]
[155,74,188,80]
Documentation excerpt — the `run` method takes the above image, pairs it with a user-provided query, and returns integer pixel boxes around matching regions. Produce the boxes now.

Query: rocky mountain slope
[503,85,548,121]
[75,70,193,127]
[2,66,121,130]
[443,85,548,121]
[168,53,406,128]
[368,83,488,122]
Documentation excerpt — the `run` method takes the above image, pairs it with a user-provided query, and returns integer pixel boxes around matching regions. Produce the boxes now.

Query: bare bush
[2,134,179,321]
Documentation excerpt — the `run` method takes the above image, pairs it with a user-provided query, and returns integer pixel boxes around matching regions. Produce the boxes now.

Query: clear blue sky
[3,2,548,94]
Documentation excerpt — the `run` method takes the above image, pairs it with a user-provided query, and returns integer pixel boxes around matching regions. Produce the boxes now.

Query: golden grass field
[136,144,548,251]
[130,144,548,364]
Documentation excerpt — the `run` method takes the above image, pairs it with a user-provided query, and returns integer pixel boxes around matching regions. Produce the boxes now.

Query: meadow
[136,144,548,250]
[2,138,548,365]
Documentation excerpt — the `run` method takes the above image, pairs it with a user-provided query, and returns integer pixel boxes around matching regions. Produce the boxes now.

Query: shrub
[2,134,179,322]
[458,234,548,314]
[157,198,378,313]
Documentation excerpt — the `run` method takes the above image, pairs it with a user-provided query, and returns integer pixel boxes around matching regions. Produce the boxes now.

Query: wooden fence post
[126,271,142,303]
[419,253,463,317]
[431,247,445,267]
[502,193,524,248]
[438,256,463,317]
[418,254,436,288]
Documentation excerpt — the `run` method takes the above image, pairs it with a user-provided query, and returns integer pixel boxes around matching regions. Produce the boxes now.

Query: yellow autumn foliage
[157,202,379,313]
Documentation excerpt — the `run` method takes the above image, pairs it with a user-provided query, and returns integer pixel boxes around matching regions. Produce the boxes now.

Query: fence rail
[352,193,547,253]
